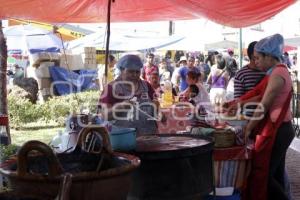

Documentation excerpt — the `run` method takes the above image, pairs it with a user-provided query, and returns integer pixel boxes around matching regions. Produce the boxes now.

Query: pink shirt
[269,66,292,122]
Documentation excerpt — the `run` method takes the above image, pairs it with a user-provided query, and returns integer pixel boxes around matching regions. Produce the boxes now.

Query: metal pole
[238,28,243,69]
[104,0,113,84]
[169,21,174,36]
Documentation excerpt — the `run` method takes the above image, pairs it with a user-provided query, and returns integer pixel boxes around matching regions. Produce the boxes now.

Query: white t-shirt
[193,83,213,112]
[171,66,182,86]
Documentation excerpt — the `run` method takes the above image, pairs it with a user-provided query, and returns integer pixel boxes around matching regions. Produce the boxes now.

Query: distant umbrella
[283,45,297,52]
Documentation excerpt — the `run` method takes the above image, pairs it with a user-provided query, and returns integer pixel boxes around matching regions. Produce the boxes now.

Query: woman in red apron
[227,34,295,200]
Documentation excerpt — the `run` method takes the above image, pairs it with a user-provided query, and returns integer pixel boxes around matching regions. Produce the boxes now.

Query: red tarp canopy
[0,0,296,27]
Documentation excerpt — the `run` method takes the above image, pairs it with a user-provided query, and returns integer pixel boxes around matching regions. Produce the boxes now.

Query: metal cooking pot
[109,127,136,151]
[65,114,89,132]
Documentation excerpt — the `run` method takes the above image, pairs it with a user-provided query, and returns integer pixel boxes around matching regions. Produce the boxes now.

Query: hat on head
[227,48,234,54]
[179,56,187,62]
[13,64,21,68]
[116,54,143,70]
[255,34,284,60]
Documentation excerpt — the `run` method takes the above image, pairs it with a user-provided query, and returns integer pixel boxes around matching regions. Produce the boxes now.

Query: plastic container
[50,130,63,149]
[205,190,240,200]
[109,127,136,151]
[225,119,248,127]
[0,135,9,146]
[162,80,173,108]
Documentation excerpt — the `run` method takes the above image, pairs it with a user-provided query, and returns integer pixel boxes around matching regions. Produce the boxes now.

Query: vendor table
[158,105,192,133]
[213,145,252,189]
[127,134,214,200]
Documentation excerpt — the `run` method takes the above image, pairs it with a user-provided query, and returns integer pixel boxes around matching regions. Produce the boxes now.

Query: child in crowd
[149,71,163,98]
[179,71,212,112]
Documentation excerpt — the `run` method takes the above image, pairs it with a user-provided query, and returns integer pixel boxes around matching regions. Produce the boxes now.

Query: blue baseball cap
[116,54,143,70]
[254,34,284,60]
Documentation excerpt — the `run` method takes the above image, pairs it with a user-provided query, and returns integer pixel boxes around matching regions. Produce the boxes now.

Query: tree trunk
[0,20,11,144]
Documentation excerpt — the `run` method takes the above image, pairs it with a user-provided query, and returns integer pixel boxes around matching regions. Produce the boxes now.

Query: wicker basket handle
[17,140,63,178]
[77,126,113,154]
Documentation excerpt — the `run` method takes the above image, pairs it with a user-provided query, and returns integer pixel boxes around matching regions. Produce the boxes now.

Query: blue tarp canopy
[49,66,97,95]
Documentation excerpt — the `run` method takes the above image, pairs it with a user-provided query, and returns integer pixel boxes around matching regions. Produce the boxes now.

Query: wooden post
[0,20,11,144]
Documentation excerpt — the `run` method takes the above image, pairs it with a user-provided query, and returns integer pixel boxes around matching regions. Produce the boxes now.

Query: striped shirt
[234,65,265,98]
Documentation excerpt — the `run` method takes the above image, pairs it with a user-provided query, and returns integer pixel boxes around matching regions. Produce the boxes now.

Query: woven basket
[213,129,236,148]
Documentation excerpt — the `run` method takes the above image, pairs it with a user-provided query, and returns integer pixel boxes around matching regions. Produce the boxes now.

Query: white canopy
[157,36,205,51]
[66,31,184,51]
[4,24,63,54]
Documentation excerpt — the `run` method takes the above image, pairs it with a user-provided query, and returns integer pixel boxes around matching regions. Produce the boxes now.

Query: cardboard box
[36,78,52,89]
[70,47,96,54]
[35,61,55,78]
[38,88,52,103]
[60,54,74,69]
[29,52,60,66]
[84,63,97,69]
[84,47,96,54]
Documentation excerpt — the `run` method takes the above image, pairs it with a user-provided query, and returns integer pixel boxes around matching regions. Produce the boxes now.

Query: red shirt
[142,64,159,83]
[99,80,155,106]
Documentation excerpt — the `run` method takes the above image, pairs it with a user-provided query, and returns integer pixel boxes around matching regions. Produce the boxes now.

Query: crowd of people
[98,33,298,200]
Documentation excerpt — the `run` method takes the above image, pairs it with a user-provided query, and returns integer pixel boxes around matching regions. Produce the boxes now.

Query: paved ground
[287,137,300,200]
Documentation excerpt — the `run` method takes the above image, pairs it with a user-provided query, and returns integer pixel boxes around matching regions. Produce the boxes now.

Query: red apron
[239,65,292,200]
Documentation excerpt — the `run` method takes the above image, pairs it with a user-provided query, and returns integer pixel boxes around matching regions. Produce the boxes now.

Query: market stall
[0,1,298,200]
[155,100,252,198]
[158,105,192,133]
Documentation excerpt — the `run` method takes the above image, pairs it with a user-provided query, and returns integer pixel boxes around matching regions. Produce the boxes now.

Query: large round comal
[127,134,214,200]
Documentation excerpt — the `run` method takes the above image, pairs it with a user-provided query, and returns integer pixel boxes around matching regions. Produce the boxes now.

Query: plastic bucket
[109,128,136,151]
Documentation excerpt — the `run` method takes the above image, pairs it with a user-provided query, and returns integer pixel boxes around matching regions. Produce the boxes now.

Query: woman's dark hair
[147,53,155,58]
[226,58,238,78]
[189,84,199,98]
[198,54,205,62]
[187,70,200,81]
[108,54,115,62]
[247,41,257,60]
[205,54,215,66]
[216,55,226,70]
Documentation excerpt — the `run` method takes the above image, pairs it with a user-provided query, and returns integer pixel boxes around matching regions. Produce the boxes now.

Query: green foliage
[0,144,18,162]
[8,94,43,128]
[10,127,62,146]
[8,90,100,128]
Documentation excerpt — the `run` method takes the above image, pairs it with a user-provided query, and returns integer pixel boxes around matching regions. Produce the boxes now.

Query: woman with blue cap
[225,34,294,200]
[98,54,159,134]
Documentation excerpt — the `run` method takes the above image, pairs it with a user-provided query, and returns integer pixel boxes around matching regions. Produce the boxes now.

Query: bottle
[162,80,173,108]
[50,130,63,150]
[0,125,8,145]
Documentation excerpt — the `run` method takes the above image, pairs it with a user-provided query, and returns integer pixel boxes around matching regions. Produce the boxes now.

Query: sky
[74,1,300,47]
